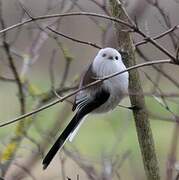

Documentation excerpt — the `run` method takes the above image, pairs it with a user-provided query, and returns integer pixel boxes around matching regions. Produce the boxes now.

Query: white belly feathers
[91,58,129,113]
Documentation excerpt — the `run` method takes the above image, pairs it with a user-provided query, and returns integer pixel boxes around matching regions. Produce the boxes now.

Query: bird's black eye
[115,56,118,60]
[102,53,106,57]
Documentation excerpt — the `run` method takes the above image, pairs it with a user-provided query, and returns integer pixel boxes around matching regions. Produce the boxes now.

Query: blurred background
[0,0,179,179]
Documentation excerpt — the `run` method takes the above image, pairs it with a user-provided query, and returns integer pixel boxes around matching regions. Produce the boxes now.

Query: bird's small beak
[108,56,113,60]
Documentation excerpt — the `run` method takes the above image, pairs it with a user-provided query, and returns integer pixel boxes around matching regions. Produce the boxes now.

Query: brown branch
[2,42,26,114]
[146,0,178,49]
[0,11,177,62]
[135,25,179,47]
[0,76,15,82]
[133,26,177,62]
[0,58,172,127]
[144,61,179,180]
[136,47,179,88]
[48,27,101,49]
[109,0,161,179]
[0,0,27,176]
[19,2,102,51]
[0,4,25,115]
[0,12,133,35]
[59,53,72,88]
[40,85,78,104]
[4,104,71,180]
[13,162,36,180]
[63,148,98,180]
[149,111,177,123]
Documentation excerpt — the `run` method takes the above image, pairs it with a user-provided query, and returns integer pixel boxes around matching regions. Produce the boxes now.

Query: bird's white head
[92,47,126,78]
[96,47,122,62]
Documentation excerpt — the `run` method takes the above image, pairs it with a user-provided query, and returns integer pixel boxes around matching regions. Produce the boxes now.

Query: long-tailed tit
[43,47,129,169]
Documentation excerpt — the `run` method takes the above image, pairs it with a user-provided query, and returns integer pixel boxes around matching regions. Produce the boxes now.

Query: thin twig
[13,162,36,180]
[135,25,179,47]
[0,11,177,62]
[0,58,172,127]
[48,27,101,49]
[146,0,178,49]
[49,49,57,89]
[18,3,102,50]
[0,12,133,35]
[0,76,15,82]
[0,2,25,115]
[136,47,179,88]
[134,26,177,62]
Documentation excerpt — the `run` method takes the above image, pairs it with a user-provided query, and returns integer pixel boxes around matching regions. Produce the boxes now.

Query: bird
[42,47,129,169]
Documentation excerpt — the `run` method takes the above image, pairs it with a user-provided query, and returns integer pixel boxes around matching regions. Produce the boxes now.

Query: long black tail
[42,110,85,170]
[42,89,110,170]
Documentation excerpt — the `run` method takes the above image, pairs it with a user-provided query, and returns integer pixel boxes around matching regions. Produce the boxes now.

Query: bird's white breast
[92,58,128,113]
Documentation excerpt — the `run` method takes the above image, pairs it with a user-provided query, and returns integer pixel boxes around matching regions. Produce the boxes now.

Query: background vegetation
[0,0,179,179]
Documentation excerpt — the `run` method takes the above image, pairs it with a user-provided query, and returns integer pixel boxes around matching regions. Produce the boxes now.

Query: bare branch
[0,1,25,115]
[0,12,133,35]
[0,58,172,127]
[135,25,179,47]
[48,27,101,49]
[13,162,36,180]
[0,10,177,63]
[136,47,179,88]
[0,76,15,82]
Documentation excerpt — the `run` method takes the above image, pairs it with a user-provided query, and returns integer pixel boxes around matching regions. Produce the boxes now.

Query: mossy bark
[109,0,160,179]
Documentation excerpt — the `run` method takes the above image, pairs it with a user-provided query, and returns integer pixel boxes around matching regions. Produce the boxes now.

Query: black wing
[42,89,110,170]
[72,63,102,111]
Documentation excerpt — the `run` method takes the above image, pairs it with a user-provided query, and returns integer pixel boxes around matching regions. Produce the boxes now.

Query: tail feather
[42,89,110,170]
[42,111,83,170]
